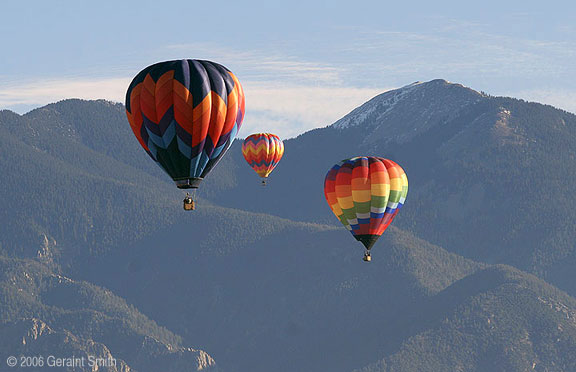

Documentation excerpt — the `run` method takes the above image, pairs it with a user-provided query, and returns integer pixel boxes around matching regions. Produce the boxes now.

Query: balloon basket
[363,251,372,262]
[183,198,195,211]
[261,180,267,186]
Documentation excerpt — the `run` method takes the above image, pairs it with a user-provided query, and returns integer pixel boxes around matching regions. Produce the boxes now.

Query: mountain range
[0,79,575,371]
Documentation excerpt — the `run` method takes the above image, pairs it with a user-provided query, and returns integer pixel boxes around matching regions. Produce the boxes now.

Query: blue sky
[1,0,574,138]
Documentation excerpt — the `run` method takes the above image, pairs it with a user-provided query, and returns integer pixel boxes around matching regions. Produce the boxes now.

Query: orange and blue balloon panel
[125,59,245,189]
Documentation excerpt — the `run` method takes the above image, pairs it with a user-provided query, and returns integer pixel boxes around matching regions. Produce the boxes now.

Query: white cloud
[0,76,386,139]
[0,77,130,108]
[331,25,576,86]
[241,82,385,138]
[164,42,343,85]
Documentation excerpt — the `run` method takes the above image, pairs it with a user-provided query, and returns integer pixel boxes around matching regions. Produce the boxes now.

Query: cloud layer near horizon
[0,77,384,139]
[1,75,575,139]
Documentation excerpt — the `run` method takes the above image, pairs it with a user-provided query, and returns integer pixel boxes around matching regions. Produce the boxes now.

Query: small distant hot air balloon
[242,133,284,185]
[125,59,245,210]
[324,156,408,262]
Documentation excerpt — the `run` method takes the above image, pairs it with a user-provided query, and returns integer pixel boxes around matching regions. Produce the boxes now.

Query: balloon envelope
[125,59,245,189]
[242,133,284,179]
[324,156,408,249]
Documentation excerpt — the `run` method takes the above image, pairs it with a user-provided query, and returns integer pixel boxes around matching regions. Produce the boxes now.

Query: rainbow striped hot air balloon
[242,133,284,185]
[125,59,245,209]
[324,156,408,261]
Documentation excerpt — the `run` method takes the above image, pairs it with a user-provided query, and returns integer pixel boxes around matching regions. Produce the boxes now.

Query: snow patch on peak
[333,84,419,129]
[403,81,424,89]
[332,100,379,129]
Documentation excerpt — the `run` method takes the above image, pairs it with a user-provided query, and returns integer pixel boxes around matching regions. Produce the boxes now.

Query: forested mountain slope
[1,82,575,371]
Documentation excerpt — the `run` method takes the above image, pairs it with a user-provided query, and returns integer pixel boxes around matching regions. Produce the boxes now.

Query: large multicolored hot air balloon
[125,59,245,209]
[324,156,408,261]
[242,133,284,185]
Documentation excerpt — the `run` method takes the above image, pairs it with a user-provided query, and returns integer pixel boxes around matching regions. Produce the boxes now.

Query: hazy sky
[1,0,574,138]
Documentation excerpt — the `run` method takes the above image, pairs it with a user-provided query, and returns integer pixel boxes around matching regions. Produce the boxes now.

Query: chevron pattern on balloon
[126,59,245,187]
[242,133,284,178]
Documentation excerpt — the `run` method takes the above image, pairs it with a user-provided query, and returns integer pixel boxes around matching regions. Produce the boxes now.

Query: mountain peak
[400,79,453,88]
[331,79,483,143]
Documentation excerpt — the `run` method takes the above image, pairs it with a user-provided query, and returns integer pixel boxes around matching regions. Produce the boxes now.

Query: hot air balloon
[324,156,408,261]
[242,133,284,185]
[125,59,245,210]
